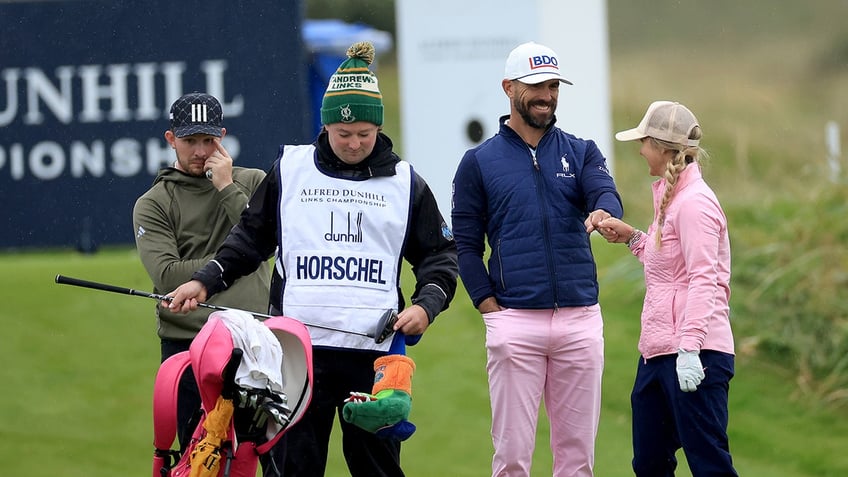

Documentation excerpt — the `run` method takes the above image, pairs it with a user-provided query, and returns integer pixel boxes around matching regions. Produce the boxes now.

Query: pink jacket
[629,165,735,359]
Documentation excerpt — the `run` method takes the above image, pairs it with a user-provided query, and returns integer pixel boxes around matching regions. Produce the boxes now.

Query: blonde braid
[651,126,704,247]
[655,149,689,246]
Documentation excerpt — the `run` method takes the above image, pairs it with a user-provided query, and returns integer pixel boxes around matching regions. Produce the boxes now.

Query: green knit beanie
[320,41,384,126]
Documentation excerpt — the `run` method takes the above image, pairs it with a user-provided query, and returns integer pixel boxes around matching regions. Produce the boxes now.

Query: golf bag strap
[152,351,191,451]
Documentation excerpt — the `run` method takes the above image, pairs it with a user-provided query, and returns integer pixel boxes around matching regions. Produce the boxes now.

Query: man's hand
[204,139,234,191]
[584,209,612,234]
[477,296,502,314]
[163,279,208,313]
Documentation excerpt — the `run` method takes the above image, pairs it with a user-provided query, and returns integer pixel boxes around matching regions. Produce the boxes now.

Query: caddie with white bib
[164,41,458,477]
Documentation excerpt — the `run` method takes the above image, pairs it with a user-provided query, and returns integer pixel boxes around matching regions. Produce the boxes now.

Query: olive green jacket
[132,166,271,340]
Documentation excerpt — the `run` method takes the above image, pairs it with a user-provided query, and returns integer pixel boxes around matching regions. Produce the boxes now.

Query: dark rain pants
[631,350,738,477]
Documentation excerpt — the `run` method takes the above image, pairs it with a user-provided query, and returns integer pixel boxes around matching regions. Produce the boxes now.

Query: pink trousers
[484,305,604,477]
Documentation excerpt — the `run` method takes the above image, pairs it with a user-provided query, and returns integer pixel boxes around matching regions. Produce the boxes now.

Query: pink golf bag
[152,312,313,477]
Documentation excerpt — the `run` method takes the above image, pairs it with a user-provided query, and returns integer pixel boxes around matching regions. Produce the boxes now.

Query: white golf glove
[676,349,705,392]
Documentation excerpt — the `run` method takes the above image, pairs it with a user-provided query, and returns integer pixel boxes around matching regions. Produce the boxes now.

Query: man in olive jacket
[132,92,271,452]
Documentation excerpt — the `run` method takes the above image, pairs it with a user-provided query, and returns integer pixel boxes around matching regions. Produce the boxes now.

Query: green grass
[0,249,156,476]
[4,1,848,475]
[607,0,848,410]
[3,246,847,476]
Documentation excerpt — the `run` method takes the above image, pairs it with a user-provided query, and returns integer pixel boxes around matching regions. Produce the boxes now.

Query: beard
[514,96,556,130]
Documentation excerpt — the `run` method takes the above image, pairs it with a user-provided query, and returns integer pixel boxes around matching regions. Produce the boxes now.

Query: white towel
[217,310,285,393]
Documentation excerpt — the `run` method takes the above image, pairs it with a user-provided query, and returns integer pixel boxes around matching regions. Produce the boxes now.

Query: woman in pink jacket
[598,101,738,477]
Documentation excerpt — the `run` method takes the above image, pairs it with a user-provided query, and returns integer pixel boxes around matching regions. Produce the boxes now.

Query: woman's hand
[597,217,633,244]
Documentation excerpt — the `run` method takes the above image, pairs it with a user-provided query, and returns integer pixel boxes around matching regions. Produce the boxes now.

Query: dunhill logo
[324,211,363,243]
[0,59,244,181]
[0,59,242,127]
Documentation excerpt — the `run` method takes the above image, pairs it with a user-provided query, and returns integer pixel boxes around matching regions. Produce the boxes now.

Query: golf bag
[152,312,313,477]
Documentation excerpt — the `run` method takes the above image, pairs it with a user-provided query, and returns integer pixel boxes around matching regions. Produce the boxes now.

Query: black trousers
[279,347,404,477]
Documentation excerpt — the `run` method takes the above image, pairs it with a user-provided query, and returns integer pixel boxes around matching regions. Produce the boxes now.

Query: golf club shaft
[54,274,372,338]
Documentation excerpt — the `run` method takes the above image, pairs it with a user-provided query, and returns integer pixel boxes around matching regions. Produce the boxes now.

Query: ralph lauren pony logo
[557,154,575,179]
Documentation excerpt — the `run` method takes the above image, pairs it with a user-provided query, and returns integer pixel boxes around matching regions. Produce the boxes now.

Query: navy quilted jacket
[452,115,623,309]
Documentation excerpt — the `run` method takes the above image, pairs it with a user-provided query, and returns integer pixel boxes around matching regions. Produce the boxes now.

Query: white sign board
[396,0,612,224]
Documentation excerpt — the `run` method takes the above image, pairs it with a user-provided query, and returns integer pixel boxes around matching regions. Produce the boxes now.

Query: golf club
[54,274,398,344]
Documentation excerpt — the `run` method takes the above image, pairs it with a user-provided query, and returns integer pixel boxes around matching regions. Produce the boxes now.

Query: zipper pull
[529,146,539,170]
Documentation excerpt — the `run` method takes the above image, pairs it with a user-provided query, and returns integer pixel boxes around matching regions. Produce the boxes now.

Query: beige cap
[615,101,700,146]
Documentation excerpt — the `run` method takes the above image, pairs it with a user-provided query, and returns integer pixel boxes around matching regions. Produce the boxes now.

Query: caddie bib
[275,144,412,350]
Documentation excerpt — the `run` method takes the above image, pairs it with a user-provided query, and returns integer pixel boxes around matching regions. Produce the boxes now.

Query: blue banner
[0,0,311,250]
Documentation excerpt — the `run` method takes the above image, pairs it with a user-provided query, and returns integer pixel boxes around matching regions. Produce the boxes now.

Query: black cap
[169,92,223,137]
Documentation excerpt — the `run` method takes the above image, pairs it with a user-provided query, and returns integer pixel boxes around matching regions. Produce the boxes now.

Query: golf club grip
[55,274,151,298]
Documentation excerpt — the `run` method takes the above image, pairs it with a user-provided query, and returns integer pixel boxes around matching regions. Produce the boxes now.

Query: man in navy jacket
[451,41,623,477]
